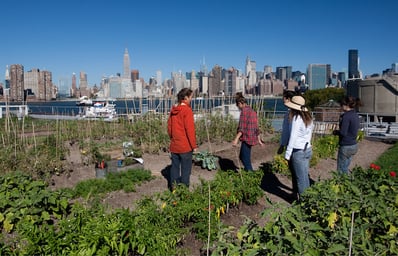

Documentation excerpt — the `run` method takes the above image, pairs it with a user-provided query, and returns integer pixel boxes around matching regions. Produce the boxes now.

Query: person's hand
[277,145,284,154]
[232,138,239,147]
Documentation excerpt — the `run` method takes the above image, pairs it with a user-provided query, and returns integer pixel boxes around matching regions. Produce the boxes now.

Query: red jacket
[167,101,197,153]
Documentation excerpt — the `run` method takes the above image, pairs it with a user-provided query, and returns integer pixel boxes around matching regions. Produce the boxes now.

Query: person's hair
[340,96,362,109]
[289,108,313,127]
[283,90,297,100]
[177,88,193,103]
[235,92,247,105]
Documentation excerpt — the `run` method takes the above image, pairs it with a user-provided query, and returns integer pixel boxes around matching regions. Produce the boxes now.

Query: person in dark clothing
[333,96,362,174]
[277,90,299,199]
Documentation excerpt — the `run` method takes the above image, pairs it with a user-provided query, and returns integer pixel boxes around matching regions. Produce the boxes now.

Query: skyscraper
[348,49,360,79]
[131,70,139,82]
[123,48,130,79]
[71,73,77,97]
[156,70,162,87]
[245,56,257,89]
[5,65,10,89]
[9,64,24,101]
[307,64,331,90]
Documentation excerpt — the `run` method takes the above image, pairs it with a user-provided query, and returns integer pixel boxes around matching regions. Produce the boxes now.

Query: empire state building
[123,48,130,79]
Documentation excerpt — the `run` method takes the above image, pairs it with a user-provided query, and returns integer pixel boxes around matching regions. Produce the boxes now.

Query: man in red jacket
[167,88,198,190]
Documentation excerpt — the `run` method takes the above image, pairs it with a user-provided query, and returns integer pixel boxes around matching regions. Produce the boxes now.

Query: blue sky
[1,0,397,87]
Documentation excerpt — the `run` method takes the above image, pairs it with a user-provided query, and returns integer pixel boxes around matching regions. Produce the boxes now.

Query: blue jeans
[290,148,312,195]
[170,152,193,188]
[337,144,358,174]
[240,141,253,171]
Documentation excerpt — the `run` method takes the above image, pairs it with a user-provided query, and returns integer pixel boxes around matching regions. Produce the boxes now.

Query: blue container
[117,160,123,167]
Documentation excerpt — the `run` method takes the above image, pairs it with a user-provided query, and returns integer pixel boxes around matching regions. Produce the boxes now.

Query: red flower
[370,163,380,170]
[390,171,396,177]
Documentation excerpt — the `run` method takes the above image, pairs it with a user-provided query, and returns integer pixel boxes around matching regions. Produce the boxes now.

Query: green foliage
[212,147,398,255]
[68,169,154,198]
[195,112,238,145]
[304,87,345,110]
[311,134,339,168]
[0,164,266,255]
[0,172,71,233]
[258,116,274,134]
[374,141,398,171]
[129,112,170,154]
[271,154,290,177]
[193,151,219,170]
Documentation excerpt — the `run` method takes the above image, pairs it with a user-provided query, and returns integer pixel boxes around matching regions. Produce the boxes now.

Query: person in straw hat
[284,95,314,200]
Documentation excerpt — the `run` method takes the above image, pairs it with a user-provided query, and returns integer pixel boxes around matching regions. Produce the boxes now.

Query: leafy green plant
[0,172,70,233]
[193,151,219,171]
[271,154,290,176]
[67,169,154,198]
[212,159,398,255]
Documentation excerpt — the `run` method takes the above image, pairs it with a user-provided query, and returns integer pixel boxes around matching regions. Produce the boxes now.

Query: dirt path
[49,137,393,255]
[51,137,393,209]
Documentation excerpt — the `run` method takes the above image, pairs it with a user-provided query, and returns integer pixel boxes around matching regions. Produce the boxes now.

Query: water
[2,97,285,116]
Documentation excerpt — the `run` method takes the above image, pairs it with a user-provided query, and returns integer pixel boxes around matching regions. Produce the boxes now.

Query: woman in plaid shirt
[232,92,264,171]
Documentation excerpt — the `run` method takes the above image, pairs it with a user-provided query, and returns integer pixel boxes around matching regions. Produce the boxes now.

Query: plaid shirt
[237,105,260,146]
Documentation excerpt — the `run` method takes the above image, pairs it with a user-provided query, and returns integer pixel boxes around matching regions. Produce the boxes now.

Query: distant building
[78,71,90,97]
[307,64,331,90]
[198,72,208,97]
[5,65,10,89]
[393,63,398,73]
[108,75,122,98]
[24,68,40,98]
[171,71,188,96]
[71,73,78,97]
[208,65,222,97]
[9,64,24,102]
[131,70,139,82]
[276,66,292,81]
[348,49,360,79]
[123,48,130,80]
[346,74,398,122]
[224,67,238,96]
[263,65,272,78]
[338,72,346,87]
[189,70,199,96]
[245,56,257,89]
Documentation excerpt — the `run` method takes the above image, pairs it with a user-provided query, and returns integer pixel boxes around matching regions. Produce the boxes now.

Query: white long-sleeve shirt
[285,115,313,160]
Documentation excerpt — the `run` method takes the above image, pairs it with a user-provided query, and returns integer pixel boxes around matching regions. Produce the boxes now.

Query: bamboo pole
[206,182,211,256]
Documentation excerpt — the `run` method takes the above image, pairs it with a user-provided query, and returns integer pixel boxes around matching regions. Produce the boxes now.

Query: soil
[50,136,393,255]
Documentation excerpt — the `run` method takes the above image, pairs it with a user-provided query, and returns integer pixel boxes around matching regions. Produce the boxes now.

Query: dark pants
[170,151,193,189]
[239,141,253,171]
[288,159,298,196]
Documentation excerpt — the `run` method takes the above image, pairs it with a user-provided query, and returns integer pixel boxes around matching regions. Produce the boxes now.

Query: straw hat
[284,95,308,112]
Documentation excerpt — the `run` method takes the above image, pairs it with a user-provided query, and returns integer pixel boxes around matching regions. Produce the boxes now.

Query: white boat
[78,100,118,121]
[76,96,93,106]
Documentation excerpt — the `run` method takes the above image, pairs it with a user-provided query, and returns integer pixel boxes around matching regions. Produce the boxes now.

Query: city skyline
[1,0,397,87]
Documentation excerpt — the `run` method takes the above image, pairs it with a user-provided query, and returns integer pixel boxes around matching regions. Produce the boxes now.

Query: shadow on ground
[217,155,238,171]
[161,165,171,190]
[258,162,296,204]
